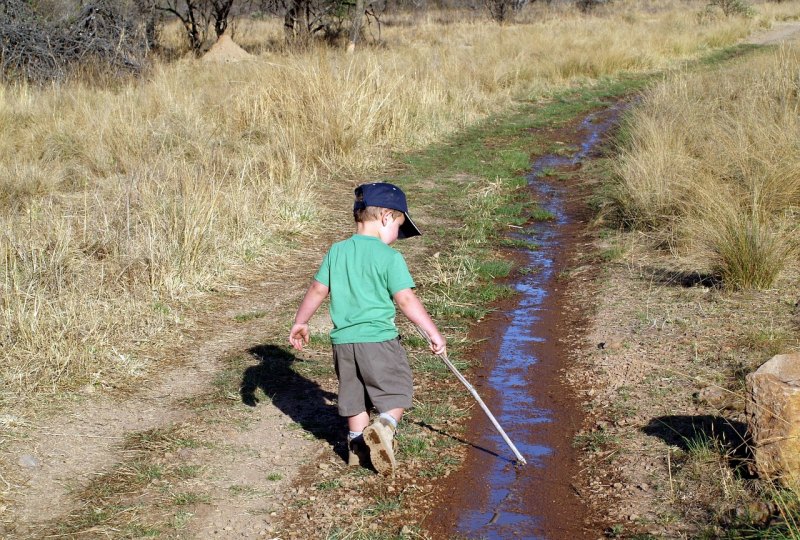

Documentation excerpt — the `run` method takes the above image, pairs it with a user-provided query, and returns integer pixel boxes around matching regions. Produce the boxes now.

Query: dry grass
[0,1,768,410]
[614,43,800,288]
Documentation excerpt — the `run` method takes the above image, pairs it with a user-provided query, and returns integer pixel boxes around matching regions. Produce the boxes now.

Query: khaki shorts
[332,338,413,417]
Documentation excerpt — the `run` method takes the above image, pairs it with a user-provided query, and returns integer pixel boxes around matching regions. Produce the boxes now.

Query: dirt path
[746,20,800,45]
[3,22,799,540]
[1,265,321,537]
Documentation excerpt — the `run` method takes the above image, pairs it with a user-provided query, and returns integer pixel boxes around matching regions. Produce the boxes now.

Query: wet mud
[424,102,630,539]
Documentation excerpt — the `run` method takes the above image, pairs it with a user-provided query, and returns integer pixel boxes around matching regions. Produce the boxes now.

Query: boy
[288,182,446,475]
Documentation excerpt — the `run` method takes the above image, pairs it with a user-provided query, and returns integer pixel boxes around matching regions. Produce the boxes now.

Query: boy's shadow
[240,344,347,460]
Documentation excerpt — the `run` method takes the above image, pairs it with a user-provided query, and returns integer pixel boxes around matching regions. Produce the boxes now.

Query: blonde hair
[354,206,403,223]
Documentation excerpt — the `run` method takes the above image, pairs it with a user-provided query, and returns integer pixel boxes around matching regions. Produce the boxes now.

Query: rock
[746,353,800,488]
[694,386,743,411]
[732,501,771,525]
[18,454,39,468]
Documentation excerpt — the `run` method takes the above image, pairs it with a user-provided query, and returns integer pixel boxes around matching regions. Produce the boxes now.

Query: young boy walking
[288,182,446,475]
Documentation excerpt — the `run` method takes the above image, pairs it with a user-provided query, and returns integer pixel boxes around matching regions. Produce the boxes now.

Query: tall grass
[0,1,764,408]
[614,44,800,288]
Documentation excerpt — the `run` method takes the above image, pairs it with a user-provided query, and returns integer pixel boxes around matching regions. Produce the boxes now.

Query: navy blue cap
[353,182,421,239]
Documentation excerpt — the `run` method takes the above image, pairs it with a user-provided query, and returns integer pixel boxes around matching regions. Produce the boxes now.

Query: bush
[704,208,796,290]
[0,0,150,83]
[707,0,755,17]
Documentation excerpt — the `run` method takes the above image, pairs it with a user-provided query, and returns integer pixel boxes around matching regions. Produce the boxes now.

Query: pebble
[18,454,39,469]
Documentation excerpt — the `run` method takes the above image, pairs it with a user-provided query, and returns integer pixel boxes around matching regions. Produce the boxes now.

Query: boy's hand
[289,323,310,351]
[428,331,447,356]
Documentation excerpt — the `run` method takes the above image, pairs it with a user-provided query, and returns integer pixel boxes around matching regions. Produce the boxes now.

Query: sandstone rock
[746,353,800,488]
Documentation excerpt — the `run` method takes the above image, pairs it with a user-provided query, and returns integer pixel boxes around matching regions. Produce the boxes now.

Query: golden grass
[0,1,771,409]
[614,43,800,288]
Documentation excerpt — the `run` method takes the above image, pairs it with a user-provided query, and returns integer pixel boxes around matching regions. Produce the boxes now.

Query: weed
[233,310,268,323]
[599,246,625,262]
[172,511,193,530]
[124,425,202,453]
[316,479,342,491]
[398,436,428,457]
[518,266,540,276]
[529,207,556,222]
[309,333,332,347]
[574,428,619,452]
[500,238,539,250]
[420,463,447,478]
[266,472,283,481]
[174,465,203,479]
[364,495,402,515]
[475,259,513,279]
[738,326,791,358]
[171,492,210,506]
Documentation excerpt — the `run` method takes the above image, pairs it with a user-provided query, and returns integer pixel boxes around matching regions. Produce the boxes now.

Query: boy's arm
[289,280,329,351]
[393,288,446,355]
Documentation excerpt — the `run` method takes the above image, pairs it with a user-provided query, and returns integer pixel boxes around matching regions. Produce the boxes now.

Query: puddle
[425,101,630,539]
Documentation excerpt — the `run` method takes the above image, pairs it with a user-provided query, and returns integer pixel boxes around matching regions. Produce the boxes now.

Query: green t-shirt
[314,235,415,344]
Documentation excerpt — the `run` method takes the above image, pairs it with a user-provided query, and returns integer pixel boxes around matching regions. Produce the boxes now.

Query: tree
[485,0,529,23]
[155,0,209,53]
[151,0,235,54]
[210,0,235,37]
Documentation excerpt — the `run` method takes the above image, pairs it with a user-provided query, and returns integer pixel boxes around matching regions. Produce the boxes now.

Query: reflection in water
[456,103,629,539]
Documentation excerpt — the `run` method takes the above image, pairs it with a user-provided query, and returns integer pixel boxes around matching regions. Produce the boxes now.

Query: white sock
[348,431,362,441]
[379,412,398,429]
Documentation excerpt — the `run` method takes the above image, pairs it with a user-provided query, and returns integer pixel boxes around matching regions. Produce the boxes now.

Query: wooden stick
[415,326,527,465]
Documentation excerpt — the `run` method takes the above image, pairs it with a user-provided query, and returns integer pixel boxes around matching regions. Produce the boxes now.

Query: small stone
[613,483,623,489]
[638,483,650,491]
[628,514,639,522]
[18,454,39,469]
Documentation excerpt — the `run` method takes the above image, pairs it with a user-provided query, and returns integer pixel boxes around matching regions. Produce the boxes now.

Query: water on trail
[427,102,629,539]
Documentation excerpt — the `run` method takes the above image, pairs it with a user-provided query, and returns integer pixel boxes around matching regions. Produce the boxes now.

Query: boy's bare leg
[347,412,370,467]
[348,412,370,433]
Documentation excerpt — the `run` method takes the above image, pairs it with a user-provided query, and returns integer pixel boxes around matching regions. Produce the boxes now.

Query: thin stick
[415,326,527,465]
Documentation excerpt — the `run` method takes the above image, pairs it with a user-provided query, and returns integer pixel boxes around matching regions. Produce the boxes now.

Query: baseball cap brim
[399,212,421,239]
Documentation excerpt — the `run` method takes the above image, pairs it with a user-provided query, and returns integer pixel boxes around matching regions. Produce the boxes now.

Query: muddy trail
[423,103,630,539]
[0,94,629,540]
